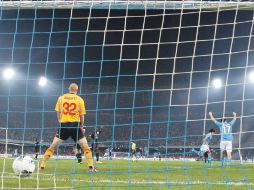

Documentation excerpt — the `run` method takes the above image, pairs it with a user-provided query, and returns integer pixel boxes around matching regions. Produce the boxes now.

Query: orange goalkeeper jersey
[55,93,86,123]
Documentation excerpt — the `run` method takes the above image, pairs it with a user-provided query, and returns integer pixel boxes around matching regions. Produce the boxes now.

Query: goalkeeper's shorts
[56,122,85,141]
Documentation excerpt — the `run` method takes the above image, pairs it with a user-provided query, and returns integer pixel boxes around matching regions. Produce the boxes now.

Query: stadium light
[3,68,15,80]
[212,78,222,89]
[38,76,47,87]
[249,71,254,83]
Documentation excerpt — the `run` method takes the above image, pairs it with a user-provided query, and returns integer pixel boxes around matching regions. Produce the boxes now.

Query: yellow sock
[40,147,55,169]
[83,148,93,168]
[43,147,55,162]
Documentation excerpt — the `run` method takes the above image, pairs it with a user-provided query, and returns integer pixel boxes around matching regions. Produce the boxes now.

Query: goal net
[0,0,254,189]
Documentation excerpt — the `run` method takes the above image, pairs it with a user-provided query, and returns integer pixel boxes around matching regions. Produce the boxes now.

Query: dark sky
[0,8,253,146]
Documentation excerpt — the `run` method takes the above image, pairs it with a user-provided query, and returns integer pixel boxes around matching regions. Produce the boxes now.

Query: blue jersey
[203,132,212,145]
[215,120,236,141]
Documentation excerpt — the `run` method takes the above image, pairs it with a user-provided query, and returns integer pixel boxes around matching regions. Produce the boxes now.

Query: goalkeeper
[192,129,215,166]
[40,83,96,172]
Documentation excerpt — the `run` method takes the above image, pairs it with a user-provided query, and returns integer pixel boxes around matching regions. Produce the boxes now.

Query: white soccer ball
[12,156,35,177]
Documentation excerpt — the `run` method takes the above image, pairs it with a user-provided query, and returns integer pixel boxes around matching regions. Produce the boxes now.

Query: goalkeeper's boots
[40,161,46,170]
[89,167,97,172]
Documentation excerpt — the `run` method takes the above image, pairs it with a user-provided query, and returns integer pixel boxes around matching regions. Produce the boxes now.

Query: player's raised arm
[209,112,217,123]
[230,112,237,126]
[232,112,236,121]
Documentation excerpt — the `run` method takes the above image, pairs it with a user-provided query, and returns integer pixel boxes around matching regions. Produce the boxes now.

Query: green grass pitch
[1,158,254,189]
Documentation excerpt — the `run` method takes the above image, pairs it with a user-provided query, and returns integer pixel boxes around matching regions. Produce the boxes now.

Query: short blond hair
[68,83,79,93]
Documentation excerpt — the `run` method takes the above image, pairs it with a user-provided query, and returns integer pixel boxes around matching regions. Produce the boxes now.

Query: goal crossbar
[0,0,254,10]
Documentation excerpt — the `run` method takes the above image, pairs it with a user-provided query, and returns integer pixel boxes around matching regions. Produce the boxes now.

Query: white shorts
[200,144,209,153]
[220,141,232,152]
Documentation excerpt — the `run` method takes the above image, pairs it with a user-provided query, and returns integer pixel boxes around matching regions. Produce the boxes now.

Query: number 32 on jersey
[62,102,77,115]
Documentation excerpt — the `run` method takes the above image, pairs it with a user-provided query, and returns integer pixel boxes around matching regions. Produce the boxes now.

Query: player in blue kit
[203,129,215,145]
[192,129,215,166]
[209,112,237,166]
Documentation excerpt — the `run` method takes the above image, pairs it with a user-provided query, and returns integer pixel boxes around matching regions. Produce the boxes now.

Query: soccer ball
[12,156,35,177]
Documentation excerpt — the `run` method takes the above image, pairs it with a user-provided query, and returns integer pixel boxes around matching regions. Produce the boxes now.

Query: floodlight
[212,78,222,89]
[249,71,254,83]
[3,68,15,80]
[38,76,47,87]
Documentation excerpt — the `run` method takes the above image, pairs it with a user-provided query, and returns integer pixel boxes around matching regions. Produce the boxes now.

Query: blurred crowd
[0,93,253,159]
[1,110,253,159]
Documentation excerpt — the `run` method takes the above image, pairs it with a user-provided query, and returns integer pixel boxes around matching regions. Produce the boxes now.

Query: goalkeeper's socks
[40,147,55,169]
[44,147,55,160]
[83,148,93,168]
